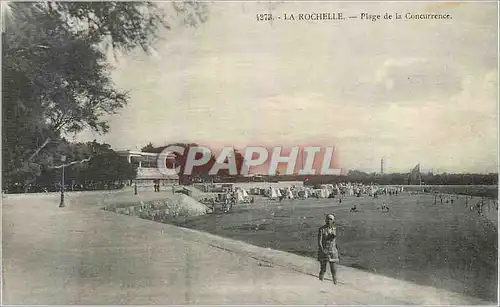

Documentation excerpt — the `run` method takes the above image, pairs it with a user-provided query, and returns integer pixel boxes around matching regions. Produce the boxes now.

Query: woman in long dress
[318,214,339,284]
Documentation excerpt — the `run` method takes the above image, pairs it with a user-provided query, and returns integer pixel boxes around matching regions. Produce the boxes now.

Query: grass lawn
[168,192,498,301]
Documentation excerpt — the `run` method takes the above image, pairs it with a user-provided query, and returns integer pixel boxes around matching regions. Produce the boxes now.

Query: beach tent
[326,184,334,193]
[370,186,375,196]
[242,189,248,197]
[269,187,278,199]
[236,189,245,202]
[249,188,259,195]
[315,188,328,198]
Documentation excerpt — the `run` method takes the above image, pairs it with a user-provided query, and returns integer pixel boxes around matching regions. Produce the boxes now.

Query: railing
[136,167,178,180]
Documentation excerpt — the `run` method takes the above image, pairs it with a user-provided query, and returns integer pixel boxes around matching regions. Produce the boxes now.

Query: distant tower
[381,158,384,175]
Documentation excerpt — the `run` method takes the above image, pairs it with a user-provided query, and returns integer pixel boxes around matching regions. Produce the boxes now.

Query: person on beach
[318,214,339,284]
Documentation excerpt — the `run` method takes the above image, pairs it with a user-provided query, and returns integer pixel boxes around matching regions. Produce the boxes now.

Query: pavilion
[116,150,179,186]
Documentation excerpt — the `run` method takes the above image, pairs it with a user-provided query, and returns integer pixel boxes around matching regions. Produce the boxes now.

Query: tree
[2,1,208,186]
[82,142,137,186]
[141,142,156,152]
[25,140,137,193]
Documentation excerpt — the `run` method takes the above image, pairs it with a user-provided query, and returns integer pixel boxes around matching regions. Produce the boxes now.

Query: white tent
[269,187,278,199]
[242,189,249,198]
[316,189,328,198]
[236,190,245,202]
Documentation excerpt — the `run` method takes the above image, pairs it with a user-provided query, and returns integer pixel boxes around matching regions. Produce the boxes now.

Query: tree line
[141,143,498,186]
[4,140,137,193]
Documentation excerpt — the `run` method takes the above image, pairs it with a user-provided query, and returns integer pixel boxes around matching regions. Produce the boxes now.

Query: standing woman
[318,214,339,284]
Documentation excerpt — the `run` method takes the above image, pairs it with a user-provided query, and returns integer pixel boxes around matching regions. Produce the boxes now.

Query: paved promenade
[2,190,495,305]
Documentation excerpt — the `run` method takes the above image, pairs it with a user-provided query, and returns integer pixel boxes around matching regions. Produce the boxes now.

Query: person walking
[318,214,339,284]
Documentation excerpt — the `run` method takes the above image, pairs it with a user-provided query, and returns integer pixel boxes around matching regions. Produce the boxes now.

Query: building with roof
[116,150,179,186]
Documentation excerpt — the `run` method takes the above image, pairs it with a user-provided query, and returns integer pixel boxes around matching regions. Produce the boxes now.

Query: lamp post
[59,155,66,208]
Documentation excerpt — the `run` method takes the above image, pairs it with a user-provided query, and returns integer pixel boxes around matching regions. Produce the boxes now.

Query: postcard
[2,1,498,305]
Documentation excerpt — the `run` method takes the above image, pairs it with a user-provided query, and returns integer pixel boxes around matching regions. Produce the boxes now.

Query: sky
[75,1,498,174]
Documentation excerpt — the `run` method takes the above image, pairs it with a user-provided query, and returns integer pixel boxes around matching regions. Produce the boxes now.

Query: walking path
[2,190,495,305]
